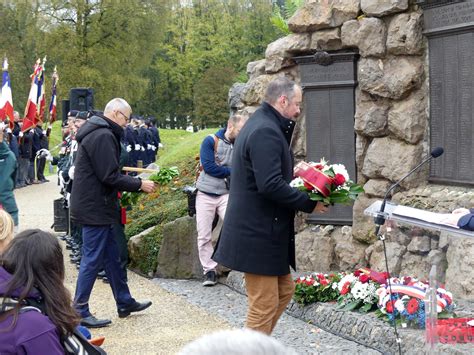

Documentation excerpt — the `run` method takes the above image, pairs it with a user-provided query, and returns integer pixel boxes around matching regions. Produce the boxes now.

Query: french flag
[48,67,58,124]
[22,58,41,132]
[0,58,14,129]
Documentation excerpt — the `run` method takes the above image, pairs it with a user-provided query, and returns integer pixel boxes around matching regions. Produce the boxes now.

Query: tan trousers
[244,272,295,335]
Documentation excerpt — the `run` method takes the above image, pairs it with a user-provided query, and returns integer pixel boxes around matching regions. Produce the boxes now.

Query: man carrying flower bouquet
[213,77,328,335]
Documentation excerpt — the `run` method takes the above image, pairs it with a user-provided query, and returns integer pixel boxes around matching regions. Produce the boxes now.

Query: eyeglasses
[117,111,130,122]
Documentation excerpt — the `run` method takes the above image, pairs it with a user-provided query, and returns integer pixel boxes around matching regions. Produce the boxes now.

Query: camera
[182,185,197,217]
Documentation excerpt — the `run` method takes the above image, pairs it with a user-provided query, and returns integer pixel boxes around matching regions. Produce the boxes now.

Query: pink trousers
[195,191,228,273]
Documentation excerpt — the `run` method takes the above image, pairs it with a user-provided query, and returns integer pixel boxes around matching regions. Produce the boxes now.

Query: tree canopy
[0,0,280,127]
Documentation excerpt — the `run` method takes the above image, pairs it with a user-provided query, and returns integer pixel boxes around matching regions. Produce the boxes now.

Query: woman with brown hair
[0,229,81,353]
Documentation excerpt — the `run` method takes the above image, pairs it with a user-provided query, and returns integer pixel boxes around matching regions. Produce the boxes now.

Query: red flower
[386,300,394,313]
[406,298,419,314]
[354,270,362,277]
[303,181,314,191]
[359,274,370,283]
[320,279,329,286]
[334,173,346,186]
[403,277,412,285]
[340,281,351,295]
[315,164,324,170]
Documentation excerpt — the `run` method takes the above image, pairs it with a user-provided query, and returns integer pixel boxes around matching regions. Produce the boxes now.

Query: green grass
[156,128,215,167]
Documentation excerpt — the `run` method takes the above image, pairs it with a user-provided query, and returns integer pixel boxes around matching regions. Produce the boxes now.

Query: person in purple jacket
[0,229,80,354]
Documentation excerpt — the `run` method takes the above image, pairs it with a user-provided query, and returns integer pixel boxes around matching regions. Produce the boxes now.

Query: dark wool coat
[70,114,141,226]
[212,102,317,276]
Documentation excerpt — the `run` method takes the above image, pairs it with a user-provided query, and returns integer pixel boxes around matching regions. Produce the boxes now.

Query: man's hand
[140,180,156,193]
[452,208,470,215]
[313,202,329,214]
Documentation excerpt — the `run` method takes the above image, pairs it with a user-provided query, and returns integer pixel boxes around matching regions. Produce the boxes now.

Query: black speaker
[69,88,94,112]
[53,198,69,232]
[61,99,70,125]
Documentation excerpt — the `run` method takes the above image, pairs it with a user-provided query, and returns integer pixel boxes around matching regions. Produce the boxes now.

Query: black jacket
[212,102,317,276]
[70,114,141,225]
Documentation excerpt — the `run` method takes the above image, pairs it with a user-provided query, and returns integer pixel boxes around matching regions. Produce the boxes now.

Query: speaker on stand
[61,99,70,126]
[69,88,94,112]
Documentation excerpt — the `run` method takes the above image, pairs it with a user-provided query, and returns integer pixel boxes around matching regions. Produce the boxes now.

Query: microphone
[374,147,444,234]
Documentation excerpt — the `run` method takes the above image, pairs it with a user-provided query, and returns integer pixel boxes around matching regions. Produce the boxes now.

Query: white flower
[395,299,405,312]
[313,281,319,287]
[332,283,338,290]
[337,274,357,292]
[290,177,305,188]
[331,163,350,181]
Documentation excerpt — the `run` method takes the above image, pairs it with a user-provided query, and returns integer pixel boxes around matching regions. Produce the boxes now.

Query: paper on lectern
[392,205,459,228]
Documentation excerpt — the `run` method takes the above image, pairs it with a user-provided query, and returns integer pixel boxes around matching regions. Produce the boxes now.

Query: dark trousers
[37,156,46,180]
[74,225,134,318]
[28,160,35,182]
[113,223,128,278]
[17,158,30,185]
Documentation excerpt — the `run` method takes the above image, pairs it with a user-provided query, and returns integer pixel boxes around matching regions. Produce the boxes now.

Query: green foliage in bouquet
[293,273,342,306]
[121,167,179,208]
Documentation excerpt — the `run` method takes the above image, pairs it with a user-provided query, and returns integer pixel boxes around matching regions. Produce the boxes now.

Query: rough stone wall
[228,0,474,299]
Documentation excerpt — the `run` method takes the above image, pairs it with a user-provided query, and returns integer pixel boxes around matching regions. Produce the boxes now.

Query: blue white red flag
[48,66,58,124]
[37,56,46,124]
[0,58,14,129]
[22,58,42,132]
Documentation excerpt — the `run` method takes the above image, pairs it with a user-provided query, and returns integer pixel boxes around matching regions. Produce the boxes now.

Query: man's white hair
[178,328,298,355]
[104,98,131,114]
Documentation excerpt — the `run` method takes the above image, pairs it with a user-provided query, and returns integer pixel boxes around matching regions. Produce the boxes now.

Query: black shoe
[102,277,109,284]
[80,316,111,328]
[41,178,49,183]
[97,270,106,279]
[202,271,217,287]
[117,300,152,318]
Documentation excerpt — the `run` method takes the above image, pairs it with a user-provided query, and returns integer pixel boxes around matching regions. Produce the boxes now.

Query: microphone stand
[373,154,436,355]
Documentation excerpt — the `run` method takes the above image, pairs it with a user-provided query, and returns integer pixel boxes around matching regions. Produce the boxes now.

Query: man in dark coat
[70,98,156,328]
[213,77,327,335]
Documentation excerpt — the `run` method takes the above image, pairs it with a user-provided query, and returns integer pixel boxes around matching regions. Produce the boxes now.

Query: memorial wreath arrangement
[290,159,364,205]
[376,276,455,328]
[294,269,457,329]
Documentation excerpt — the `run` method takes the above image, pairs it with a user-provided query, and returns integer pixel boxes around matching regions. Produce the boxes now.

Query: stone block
[400,252,431,279]
[363,179,391,198]
[445,236,474,300]
[341,17,386,57]
[288,0,359,33]
[332,226,368,270]
[295,227,336,272]
[155,216,201,279]
[387,11,424,55]
[361,0,408,17]
[362,137,424,186]
[310,28,342,51]
[388,90,427,144]
[354,92,390,137]
[407,236,431,254]
[352,194,378,244]
[265,34,311,73]
[358,56,424,99]
[241,74,275,106]
[368,241,406,276]
[128,226,156,266]
[246,59,265,79]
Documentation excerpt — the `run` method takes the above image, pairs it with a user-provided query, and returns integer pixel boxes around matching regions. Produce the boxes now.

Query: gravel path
[14,180,379,354]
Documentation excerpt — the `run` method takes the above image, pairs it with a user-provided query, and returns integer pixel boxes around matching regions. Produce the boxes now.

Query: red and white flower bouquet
[291,159,364,205]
